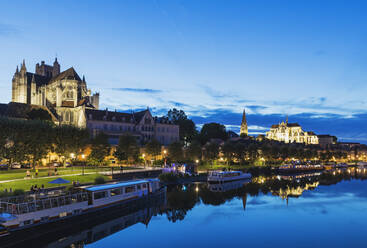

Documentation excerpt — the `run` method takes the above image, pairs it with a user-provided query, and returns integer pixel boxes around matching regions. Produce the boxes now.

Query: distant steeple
[286,114,288,124]
[15,65,19,74]
[240,108,248,136]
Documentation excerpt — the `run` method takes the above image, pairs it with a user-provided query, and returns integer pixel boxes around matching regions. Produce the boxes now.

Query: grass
[0,174,110,191]
[0,166,140,181]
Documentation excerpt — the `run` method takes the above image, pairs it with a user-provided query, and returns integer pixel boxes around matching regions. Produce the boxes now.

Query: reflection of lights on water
[196,186,199,192]
[182,185,187,191]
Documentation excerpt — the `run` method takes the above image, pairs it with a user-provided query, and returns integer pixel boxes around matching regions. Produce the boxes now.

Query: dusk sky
[0,0,366,143]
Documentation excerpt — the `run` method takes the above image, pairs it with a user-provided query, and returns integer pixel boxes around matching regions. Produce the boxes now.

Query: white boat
[207,171,251,183]
[0,178,163,233]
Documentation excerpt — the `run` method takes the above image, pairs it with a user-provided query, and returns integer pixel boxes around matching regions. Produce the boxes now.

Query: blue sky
[0,0,366,143]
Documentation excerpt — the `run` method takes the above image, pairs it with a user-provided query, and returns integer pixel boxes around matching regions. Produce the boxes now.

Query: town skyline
[0,1,366,143]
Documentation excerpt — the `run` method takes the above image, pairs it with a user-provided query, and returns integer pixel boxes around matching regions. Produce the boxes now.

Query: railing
[0,192,88,215]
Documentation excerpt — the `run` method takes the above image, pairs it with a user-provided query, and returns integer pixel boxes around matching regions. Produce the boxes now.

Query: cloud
[0,23,19,36]
[111,88,162,93]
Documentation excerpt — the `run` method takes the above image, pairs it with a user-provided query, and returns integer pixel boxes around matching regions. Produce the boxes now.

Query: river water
[4,168,367,248]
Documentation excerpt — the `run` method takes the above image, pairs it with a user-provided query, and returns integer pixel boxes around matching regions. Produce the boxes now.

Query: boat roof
[83,179,159,192]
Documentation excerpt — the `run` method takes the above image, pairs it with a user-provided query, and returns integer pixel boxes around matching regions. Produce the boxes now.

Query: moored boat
[0,178,163,234]
[207,171,252,183]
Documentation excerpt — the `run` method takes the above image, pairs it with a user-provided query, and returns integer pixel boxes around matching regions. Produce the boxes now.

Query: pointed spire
[240,107,248,136]
[286,114,288,124]
[82,75,85,82]
[15,65,19,74]
[20,59,27,74]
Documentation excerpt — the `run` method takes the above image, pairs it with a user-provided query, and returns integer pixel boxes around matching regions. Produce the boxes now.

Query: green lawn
[0,166,140,181]
[0,174,110,191]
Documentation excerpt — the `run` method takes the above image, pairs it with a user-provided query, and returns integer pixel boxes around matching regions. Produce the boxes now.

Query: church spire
[15,65,19,74]
[20,59,27,75]
[286,114,288,124]
[240,108,248,136]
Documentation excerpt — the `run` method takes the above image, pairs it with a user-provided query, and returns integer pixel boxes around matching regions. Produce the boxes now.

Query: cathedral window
[70,112,74,123]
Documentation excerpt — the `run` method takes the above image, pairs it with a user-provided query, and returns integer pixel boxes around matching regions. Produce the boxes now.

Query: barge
[0,178,164,235]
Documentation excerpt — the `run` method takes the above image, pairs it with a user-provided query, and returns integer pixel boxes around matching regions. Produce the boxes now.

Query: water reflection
[162,168,367,222]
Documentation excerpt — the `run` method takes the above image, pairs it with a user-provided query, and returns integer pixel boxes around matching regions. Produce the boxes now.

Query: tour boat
[207,171,252,183]
[0,178,164,234]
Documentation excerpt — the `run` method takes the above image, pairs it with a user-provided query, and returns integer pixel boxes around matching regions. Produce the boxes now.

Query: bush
[159,172,181,183]
[94,176,106,185]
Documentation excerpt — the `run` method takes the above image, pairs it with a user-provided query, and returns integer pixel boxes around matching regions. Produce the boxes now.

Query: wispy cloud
[0,23,19,36]
[111,88,162,93]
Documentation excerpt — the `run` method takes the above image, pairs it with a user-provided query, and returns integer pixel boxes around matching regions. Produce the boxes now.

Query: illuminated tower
[240,108,248,136]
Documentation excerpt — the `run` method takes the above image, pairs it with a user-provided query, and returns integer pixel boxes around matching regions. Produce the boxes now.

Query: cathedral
[239,108,248,136]
[11,58,99,127]
[265,117,319,145]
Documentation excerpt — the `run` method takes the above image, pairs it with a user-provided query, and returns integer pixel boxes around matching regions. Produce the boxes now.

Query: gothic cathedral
[11,58,99,127]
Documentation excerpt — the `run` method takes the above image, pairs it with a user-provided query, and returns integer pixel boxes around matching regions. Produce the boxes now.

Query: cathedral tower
[240,108,248,136]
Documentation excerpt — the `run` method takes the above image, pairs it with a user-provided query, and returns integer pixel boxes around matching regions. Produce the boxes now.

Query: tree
[168,142,184,162]
[88,132,110,166]
[185,141,202,161]
[166,109,198,144]
[27,108,52,121]
[114,134,140,164]
[145,139,161,161]
[167,108,188,122]
[53,125,88,166]
[203,142,219,163]
[199,123,227,145]
[222,141,235,165]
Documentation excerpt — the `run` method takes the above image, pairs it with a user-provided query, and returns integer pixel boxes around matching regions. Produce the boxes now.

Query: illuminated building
[265,117,319,145]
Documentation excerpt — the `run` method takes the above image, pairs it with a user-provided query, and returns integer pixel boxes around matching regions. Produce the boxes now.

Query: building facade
[12,59,99,127]
[266,119,319,145]
[86,108,179,145]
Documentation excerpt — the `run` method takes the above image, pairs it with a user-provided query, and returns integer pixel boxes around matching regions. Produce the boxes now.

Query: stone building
[266,118,319,145]
[86,108,179,145]
[11,58,99,127]
[240,108,248,136]
[10,58,179,145]
[317,135,337,147]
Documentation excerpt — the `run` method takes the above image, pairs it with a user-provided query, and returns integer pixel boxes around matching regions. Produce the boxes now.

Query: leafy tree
[185,140,202,161]
[88,132,110,165]
[203,142,219,163]
[27,108,52,121]
[167,108,188,122]
[199,123,227,145]
[145,139,161,161]
[222,141,235,165]
[168,142,184,162]
[114,134,140,164]
[166,109,198,144]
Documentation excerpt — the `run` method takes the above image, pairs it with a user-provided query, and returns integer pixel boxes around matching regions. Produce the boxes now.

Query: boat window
[125,186,135,193]
[59,212,68,218]
[73,209,82,215]
[137,185,141,190]
[23,220,33,226]
[142,184,147,189]
[111,188,122,196]
[94,191,107,200]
